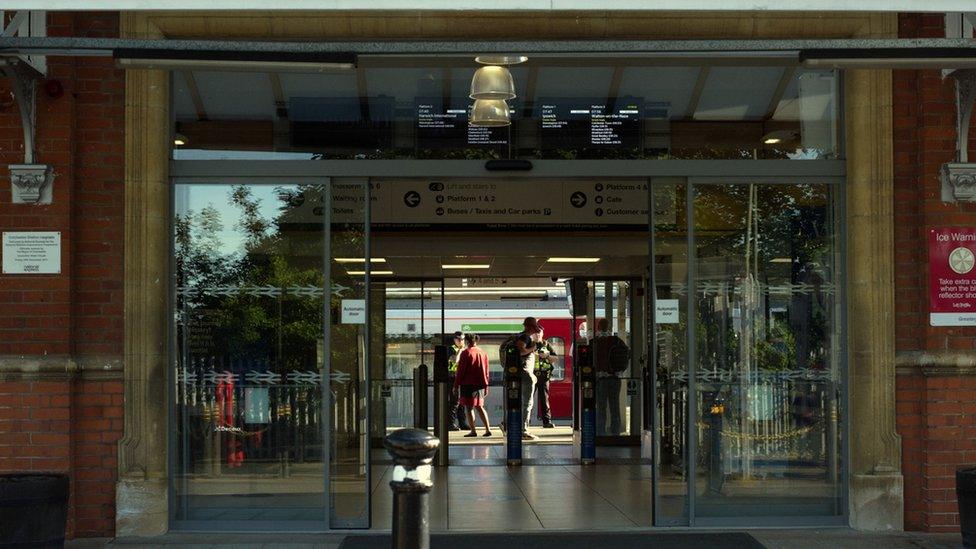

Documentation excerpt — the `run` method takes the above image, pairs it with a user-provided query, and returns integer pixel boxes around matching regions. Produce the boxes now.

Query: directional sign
[570,191,587,208]
[403,191,421,207]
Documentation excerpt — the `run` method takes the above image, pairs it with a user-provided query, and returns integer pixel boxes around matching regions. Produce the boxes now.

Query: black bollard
[385,428,440,549]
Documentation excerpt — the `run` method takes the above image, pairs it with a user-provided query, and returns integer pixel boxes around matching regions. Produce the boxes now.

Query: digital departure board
[289,96,395,150]
[539,97,643,151]
[415,99,509,155]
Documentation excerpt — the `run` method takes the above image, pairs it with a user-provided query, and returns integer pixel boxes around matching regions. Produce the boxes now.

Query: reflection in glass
[171,64,839,161]
[173,183,326,525]
[652,181,689,525]
[692,183,842,519]
[329,179,370,527]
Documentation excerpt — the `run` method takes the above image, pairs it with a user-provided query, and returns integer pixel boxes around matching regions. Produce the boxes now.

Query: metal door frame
[170,159,847,530]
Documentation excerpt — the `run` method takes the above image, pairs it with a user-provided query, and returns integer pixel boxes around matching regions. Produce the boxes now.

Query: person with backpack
[501,317,550,440]
[535,339,557,429]
[593,318,628,436]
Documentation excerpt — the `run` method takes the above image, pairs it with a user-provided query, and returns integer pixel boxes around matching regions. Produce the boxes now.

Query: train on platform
[383,305,584,422]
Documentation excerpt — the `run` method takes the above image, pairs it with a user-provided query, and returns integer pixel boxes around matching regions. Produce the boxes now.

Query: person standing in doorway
[535,338,557,429]
[515,317,549,440]
[447,331,469,431]
[453,333,492,437]
[593,318,628,436]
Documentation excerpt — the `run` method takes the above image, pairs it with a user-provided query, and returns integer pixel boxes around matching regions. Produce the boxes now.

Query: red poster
[930,227,976,326]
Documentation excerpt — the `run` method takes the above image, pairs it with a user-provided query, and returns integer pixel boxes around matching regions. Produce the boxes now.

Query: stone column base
[851,472,904,531]
[116,478,168,537]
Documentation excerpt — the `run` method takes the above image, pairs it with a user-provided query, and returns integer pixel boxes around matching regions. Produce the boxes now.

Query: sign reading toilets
[930,227,976,326]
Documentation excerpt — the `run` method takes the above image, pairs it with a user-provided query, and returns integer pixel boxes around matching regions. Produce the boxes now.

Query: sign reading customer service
[929,227,976,326]
[2,231,61,275]
[327,179,664,230]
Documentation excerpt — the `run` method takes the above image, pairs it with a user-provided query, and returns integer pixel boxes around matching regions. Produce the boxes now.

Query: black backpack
[607,339,630,374]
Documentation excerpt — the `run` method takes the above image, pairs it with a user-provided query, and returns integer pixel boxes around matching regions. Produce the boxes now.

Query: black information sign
[289,96,395,150]
[416,98,509,156]
[539,97,643,152]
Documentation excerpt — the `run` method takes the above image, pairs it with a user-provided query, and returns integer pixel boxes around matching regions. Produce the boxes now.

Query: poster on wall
[929,227,976,326]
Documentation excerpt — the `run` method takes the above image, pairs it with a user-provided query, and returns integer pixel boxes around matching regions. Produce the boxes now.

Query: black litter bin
[958,467,976,548]
[0,474,69,548]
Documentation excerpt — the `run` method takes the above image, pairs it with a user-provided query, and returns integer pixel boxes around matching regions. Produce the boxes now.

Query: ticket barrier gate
[413,364,429,431]
[503,350,522,466]
[433,345,449,467]
[572,342,596,465]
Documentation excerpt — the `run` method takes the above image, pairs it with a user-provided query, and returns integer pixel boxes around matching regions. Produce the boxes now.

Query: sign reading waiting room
[2,231,61,275]
[930,227,976,326]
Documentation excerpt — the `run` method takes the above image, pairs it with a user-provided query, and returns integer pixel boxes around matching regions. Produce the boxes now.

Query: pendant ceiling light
[470,66,516,100]
[469,99,511,127]
[475,54,528,66]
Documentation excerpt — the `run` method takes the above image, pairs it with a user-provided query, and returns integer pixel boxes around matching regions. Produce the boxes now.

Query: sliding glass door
[651,177,846,526]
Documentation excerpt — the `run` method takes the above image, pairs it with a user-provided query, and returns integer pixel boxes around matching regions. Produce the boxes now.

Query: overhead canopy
[2,36,976,70]
[3,1,976,11]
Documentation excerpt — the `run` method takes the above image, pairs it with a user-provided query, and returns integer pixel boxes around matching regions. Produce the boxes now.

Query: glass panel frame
[682,176,848,528]
[168,175,330,532]
[168,160,847,531]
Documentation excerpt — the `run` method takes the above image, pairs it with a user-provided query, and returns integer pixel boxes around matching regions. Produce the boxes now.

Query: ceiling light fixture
[335,258,387,263]
[173,132,187,146]
[546,257,601,263]
[761,129,799,146]
[475,54,528,66]
[346,270,394,275]
[770,258,793,263]
[470,99,511,127]
[470,66,516,101]
[441,264,490,269]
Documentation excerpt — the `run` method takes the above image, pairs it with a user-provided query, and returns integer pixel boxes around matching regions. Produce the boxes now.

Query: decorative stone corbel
[9,163,53,204]
[940,68,976,202]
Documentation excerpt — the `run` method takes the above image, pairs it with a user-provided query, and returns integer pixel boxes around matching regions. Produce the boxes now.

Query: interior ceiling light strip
[346,270,394,275]
[335,257,386,263]
[441,264,491,269]
[546,257,601,263]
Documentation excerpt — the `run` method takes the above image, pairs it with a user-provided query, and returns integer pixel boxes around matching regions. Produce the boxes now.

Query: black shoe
[542,422,555,429]
[463,431,478,438]
[449,425,461,432]
[483,431,493,437]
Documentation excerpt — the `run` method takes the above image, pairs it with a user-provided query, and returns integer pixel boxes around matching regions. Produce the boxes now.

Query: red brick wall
[895,13,976,533]
[0,12,124,539]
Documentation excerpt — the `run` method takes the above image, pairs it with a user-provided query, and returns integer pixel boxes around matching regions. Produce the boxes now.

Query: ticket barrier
[433,345,449,467]
[413,364,428,430]
[503,350,522,466]
[573,342,596,465]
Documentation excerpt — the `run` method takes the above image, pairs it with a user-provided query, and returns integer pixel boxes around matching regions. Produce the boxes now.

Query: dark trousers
[596,376,621,435]
[536,374,551,423]
[447,375,468,429]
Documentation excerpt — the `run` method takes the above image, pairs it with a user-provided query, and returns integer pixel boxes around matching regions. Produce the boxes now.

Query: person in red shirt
[453,333,493,437]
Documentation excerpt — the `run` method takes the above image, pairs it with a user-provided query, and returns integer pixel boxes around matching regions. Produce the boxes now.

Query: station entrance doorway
[171,160,846,530]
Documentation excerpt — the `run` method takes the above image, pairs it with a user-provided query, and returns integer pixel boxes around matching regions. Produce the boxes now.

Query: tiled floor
[370,442,654,531]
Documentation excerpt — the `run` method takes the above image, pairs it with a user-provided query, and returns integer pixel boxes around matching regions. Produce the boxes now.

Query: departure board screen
[415,99,509,155]
[538,97,643,151]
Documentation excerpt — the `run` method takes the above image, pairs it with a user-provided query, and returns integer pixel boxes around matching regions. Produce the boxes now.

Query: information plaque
[2,231,61,274]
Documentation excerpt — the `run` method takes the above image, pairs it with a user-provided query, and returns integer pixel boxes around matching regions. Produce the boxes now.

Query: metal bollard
[385,428,440,549]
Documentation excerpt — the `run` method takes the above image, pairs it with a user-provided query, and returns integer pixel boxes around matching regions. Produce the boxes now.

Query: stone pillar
[845,67,904,531]
[116,13,171,538]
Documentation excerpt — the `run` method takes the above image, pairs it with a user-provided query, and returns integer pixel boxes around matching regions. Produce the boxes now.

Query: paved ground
[66,529,964,548]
